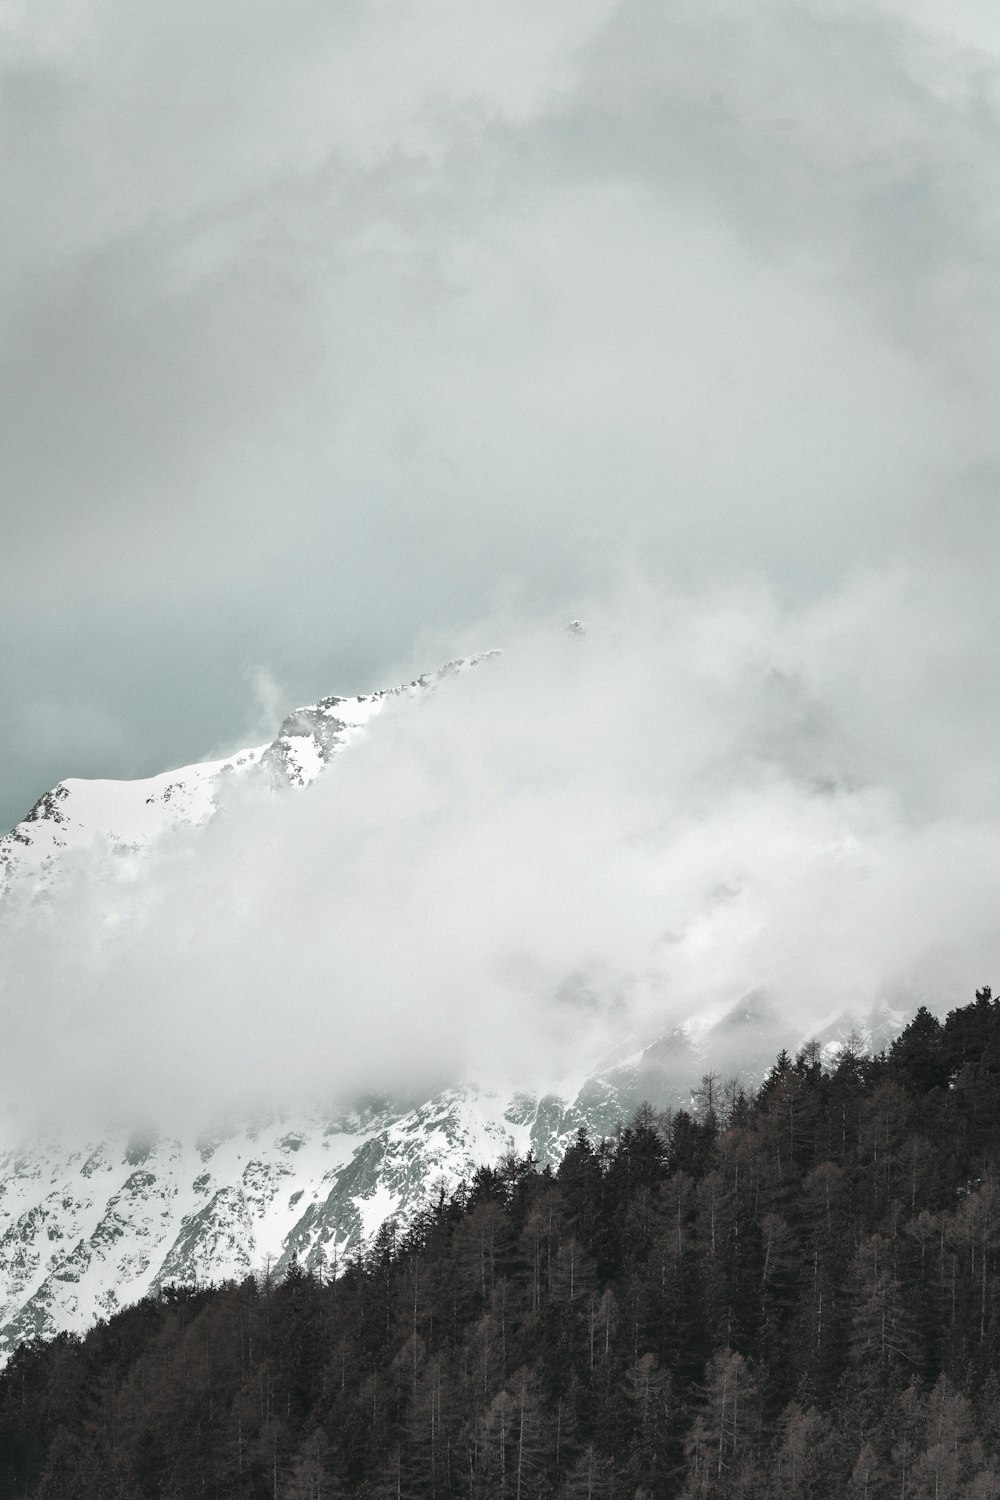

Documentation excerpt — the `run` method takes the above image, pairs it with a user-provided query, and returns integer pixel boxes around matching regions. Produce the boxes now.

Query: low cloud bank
[2,574,999,1132]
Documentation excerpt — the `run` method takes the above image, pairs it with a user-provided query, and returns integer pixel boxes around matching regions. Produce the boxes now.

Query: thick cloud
[4,577,1000,1133]
[3,0,1000,833]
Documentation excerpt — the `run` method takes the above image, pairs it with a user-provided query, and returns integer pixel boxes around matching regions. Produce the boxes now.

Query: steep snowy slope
[0,654,497,904]
[0,747,263,896]
[0,1073,644,1360]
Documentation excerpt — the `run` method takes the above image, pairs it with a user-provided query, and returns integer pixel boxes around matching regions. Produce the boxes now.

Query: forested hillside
[6,990,1000,1498]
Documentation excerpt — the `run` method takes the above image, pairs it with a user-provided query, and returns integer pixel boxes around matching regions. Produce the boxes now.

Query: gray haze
[3,0,1000,833]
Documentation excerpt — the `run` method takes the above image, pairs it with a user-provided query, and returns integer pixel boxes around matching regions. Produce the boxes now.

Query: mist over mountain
[3,580,999,1140]
[3,578,1000,1360]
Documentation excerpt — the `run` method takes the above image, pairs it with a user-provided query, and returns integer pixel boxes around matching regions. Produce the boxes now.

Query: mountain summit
[0,655,498,904]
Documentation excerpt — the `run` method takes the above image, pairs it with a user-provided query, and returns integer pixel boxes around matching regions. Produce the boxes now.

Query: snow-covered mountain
[0,656,903,1362]
[0,1080,635,1361]
[0,655,496,903]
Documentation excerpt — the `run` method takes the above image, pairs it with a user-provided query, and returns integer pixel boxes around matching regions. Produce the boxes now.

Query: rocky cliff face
[0,1011,899,1363]
[0,1073,648,1361]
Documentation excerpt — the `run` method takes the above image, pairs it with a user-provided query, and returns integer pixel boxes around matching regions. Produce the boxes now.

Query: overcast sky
[3,0,1000,835]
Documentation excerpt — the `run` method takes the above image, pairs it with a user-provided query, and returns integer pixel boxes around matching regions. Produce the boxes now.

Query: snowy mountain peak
[0,653,499,902]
